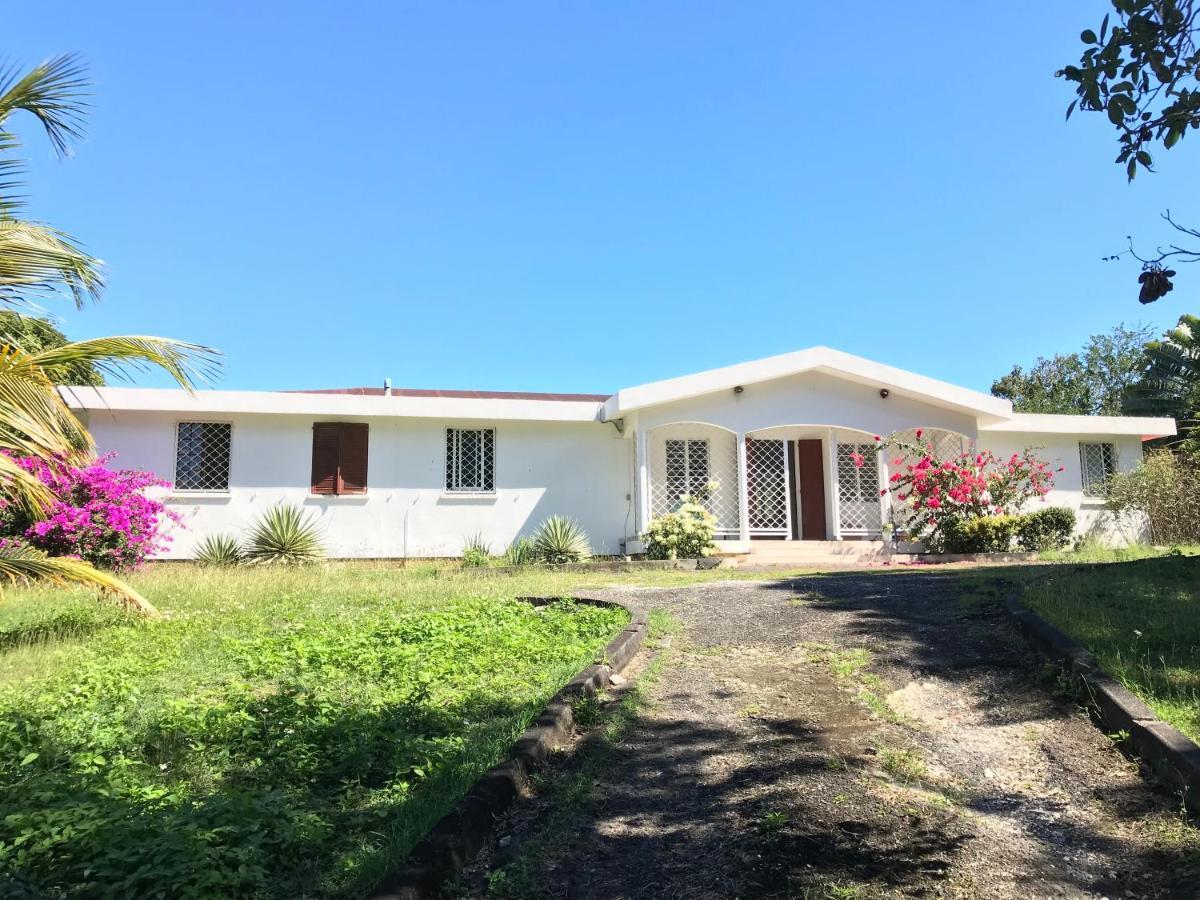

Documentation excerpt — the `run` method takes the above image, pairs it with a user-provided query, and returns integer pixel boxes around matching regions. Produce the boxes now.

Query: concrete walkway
[468,571,1199,899]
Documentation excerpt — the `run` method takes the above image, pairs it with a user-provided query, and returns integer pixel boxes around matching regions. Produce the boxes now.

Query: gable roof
[602,346,1014,421]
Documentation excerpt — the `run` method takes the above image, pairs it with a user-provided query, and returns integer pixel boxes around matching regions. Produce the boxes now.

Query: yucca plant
[531,515,591,565]
[461,532,491,568]
[502,536,536,567]
[244,504,324,565]
[194,533,243,567]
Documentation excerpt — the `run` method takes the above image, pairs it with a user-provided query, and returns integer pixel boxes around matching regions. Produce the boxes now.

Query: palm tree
[1,55,218,614]
[1124,314,1200,454]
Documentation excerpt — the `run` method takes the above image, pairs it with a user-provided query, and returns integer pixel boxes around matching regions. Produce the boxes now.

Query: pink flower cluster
[3,454,179,571]
[873,433,1057,543]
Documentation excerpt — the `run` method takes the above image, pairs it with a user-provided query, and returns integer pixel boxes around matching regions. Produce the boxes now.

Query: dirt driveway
[465,570,1200,899]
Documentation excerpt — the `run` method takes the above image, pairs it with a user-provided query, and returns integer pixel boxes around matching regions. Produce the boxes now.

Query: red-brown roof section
[284,387,611,402]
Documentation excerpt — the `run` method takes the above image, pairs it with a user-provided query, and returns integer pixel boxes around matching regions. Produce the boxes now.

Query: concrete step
[747,540,888,557]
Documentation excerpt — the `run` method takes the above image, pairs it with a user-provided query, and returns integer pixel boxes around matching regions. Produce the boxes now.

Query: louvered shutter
[337,423,369,494]
[311,423,340,494]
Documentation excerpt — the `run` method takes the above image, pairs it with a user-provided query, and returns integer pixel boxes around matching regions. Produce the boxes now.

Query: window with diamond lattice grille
[174,422,231,492]
[746,438,788,534]
[1079,442,1116,498]
[836,442,881,534]
[446,428,495,493]
[664,438,710,506]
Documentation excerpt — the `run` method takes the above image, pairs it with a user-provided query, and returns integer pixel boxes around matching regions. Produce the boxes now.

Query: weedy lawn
[1021,554,1200,743]
[0,564,634,899]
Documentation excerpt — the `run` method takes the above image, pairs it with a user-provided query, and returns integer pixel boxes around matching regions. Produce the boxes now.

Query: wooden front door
[795,439,827,540]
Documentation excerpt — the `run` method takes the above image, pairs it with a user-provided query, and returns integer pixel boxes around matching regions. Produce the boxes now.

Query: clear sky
[7,2,1199,394]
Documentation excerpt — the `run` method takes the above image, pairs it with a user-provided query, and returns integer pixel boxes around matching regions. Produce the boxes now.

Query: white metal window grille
[836,442,882,535]
[649,429,739,537]
[1079,442,1116,498]
[746,438,789,536]
[890,427,966,461]
[665,438,709,503]
[445,428,495,492]
[174,422,231,492]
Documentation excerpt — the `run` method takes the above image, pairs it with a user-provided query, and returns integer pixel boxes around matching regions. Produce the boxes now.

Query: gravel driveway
[467,570,1200,899]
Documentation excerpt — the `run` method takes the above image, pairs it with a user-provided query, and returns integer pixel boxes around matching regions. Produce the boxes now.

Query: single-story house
[63,346,1176,559]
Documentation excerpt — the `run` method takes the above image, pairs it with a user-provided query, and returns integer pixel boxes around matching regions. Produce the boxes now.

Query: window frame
[1079,441,1117,499]
[444,427,497,494]
[172,420,233,495]
[310,421,370,497]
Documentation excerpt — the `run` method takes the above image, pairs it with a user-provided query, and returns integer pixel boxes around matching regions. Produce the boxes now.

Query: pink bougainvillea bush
[863,429,1060,551]
[0,454,178,571]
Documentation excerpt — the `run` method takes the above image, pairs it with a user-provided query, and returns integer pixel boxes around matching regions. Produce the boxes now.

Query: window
[1079,442,1116,498]
[174,422,231,492]
[665,438,710,503]
[311,423,369,495]
[445,428,495,493]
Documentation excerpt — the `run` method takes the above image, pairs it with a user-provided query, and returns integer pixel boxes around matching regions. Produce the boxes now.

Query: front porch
[631,423,969,547]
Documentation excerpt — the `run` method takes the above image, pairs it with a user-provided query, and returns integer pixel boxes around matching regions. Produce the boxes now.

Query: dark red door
[796,439,827,540]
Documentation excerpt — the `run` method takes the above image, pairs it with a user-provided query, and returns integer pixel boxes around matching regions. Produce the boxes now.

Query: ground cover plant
[1020,554,1200,742]
[0,564,627,899]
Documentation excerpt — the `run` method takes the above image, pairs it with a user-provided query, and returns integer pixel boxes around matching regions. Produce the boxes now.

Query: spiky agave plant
[244,504,324,565]
[531,515,591,564]
[194,533,243,567]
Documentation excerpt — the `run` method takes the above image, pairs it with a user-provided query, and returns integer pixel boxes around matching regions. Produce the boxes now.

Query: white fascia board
[60,387,605,423]
[979,412,1177,439]
[603,346,1013,420]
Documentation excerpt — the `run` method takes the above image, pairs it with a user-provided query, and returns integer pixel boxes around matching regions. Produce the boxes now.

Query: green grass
[1020,555,1200,743]
[0,563,634,899]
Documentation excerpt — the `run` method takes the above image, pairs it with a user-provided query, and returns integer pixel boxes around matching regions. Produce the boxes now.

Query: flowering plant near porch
[0,454,177,571]
[864,429,1059,551]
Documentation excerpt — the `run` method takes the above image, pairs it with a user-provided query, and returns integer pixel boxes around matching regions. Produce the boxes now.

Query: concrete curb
[1004,593,1200,816]
[368,596,649,900]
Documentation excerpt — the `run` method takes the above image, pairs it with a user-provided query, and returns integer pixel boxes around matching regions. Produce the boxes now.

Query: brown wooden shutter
[337,423,369,495]
[311,423,340,495]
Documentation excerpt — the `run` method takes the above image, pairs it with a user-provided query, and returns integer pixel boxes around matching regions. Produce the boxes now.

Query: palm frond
[0,342,93,460]
[0,219,103,309]
[0,54,89,156]
[32,335,221,390]
[0,545,157,615]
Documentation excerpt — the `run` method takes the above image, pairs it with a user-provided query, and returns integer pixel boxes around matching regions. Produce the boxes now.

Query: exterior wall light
[879,388,890,398]
[733,385,745,394]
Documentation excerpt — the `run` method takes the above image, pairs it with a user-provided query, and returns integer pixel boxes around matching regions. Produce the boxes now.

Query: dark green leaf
[1082,29,1098,43]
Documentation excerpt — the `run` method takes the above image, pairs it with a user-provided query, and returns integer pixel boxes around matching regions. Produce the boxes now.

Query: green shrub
[1015,506,1076,551]
[243,504,324,565]
[461,533,491,567]
[939,514,1021,553]
[1106,450,1200,544]
[531,516,591,564]
[642,501,717,560]
[502,537,536,567]
[194,533,244,566]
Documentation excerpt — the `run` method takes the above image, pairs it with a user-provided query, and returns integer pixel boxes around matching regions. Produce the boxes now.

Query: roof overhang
[602,346,1013,421]
[979,412,1177,440]
[61,386,605,423]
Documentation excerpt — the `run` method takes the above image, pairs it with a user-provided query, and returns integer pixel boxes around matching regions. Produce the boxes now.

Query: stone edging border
[1004,593,1200,816]
[368,595,649,900]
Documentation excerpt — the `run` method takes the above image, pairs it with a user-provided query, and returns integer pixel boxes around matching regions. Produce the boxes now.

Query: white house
[63,347,1175,559]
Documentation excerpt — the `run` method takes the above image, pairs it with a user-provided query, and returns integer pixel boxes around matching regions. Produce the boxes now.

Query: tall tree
[0,312,102,385]
[0,56,218,613]
[1059,1,1200,302]
[991,323,1154,414]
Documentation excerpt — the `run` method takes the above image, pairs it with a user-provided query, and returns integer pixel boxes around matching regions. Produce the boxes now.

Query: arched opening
[646,422,739,538]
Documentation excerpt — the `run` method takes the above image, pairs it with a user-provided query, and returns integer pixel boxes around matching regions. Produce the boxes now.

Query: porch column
[877,446,890,542]
[736,432,750,541]
[828,428,842,540]
[635,429,651,534]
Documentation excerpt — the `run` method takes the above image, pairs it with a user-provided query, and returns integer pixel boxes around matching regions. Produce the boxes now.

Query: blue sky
[7,2,1199,394]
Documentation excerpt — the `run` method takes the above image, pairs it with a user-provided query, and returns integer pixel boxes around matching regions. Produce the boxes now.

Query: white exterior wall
[627,371,980,439]
[979,431,1145,544]
[85,411,632,559]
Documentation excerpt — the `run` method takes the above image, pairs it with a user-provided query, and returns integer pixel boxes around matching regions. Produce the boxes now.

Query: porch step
[747,540,888,557]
